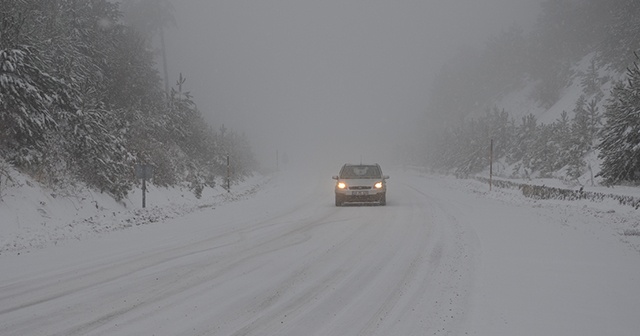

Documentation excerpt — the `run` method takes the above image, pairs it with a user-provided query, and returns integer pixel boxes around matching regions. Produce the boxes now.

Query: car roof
[343,163,380,167]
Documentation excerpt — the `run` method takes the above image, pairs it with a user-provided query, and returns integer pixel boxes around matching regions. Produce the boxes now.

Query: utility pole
[142,174,147,208]
[489,139,494,191]
[226,154,231,192]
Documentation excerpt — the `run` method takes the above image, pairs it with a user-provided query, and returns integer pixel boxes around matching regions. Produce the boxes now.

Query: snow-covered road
[1,171,639,335]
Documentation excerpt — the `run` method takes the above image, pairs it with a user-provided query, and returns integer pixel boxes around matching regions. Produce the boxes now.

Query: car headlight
[337,182,347,189]
[374,182,383,189]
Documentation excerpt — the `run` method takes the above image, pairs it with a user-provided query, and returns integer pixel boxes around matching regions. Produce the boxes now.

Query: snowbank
[0,165,267,255]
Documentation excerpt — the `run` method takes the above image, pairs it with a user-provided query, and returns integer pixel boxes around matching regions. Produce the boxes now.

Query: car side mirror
[383,175,390,179]
[332,175,339,180]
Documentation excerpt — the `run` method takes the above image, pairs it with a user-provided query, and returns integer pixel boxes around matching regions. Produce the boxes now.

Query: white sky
[164,0,541,168]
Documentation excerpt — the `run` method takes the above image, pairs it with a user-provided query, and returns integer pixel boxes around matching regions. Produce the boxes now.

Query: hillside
[494,54,619,125]
[422,0,640,187]
[484,53,624,184]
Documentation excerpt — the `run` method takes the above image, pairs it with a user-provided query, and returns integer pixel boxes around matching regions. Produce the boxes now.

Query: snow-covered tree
[485,107,513,160]
[0,46,74,167]
[581,59,604,97]
[530,123,556,177]
[509,114,537,176]
[121,0,176,95]
[598,55,640,184]
[597,0,640,71]
[572,96,591,151]
[564,96,594,180]
[1,0,257,199]
[585,98,601,147]
[67,107,133,199]
[421,0,639,181]
[551,111,572,170]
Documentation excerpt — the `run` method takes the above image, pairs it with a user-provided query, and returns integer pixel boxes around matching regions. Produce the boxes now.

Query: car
[332,163,389,206]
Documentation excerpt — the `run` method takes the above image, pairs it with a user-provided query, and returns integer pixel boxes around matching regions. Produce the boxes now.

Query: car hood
[340,178,382,186]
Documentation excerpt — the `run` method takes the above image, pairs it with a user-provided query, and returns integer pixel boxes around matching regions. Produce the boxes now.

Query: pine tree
[509,114,537,177]
[572,95,591,152]
[121,0,176,96]
[566,96,590,180]
[552,111,572,170]
[598,54,640,184]
[531,123,557,177]
[581,58,603,97]
[68,107,133,199]
[486,107,513,160]
[585,97,601,147]
[0,47,73,167]
[597,0,640,71]
[0,0,254,198]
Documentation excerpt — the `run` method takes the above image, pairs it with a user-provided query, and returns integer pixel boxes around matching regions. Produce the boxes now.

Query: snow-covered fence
[475,177,640,209]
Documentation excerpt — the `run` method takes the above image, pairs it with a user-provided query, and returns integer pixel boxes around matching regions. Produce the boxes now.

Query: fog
[163,0,541,171]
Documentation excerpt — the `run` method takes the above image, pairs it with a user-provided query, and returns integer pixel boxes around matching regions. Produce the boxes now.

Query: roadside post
[135,164,154,208]
[227,154,231,192]
[489,139,493,191]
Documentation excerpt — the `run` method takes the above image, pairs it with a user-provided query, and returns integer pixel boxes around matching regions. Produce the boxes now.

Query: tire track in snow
[0,183,340,335]
[57,209,342,335]
[351,182,472,336]
[0,173,480,336]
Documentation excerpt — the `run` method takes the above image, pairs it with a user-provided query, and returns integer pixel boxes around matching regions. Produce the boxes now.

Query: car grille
[349,186,372,190]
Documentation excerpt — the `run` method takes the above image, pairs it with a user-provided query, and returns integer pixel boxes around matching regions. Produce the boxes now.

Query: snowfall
[0,161,639,336]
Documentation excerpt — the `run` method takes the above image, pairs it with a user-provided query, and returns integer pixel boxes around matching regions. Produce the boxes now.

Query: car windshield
[340,165,381,179]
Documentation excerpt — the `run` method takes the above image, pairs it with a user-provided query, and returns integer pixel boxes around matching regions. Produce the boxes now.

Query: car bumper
[335,190,385,203]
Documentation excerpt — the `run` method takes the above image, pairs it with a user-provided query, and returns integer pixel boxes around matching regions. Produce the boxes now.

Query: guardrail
[474,176,640,210]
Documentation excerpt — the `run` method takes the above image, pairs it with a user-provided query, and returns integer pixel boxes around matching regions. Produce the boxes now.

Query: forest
[424,0,640,185]
[0,0,257,200]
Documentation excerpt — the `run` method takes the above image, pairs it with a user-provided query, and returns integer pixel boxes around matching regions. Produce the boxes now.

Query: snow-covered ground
[1,167,639,335]
[0,167,267,255]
